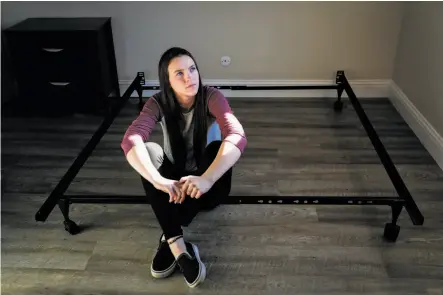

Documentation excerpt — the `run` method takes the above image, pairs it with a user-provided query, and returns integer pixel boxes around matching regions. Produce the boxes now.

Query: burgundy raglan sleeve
[120,97,161,156]
[207,88,247,153]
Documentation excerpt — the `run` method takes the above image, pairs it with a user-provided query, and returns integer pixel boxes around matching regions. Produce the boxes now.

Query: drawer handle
[42,48,64,53]
[49,82,70,86]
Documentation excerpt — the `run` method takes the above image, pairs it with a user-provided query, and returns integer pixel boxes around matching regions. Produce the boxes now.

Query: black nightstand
[3,17,120,117]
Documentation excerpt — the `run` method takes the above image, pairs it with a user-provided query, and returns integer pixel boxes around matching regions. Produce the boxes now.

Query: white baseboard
[389,81,443,171]
[119,79,391,99]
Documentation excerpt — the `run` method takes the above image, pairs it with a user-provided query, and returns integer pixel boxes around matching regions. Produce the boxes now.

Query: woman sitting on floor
[121,47,247,288]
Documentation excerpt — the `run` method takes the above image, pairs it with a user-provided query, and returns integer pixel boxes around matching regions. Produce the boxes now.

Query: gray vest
[155,102,221,171]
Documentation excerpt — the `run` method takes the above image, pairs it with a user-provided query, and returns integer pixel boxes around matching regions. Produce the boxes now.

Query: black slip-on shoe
[150,234,177,278]
[176,242,206,288]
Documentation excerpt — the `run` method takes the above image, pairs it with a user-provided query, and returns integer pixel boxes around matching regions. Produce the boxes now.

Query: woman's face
[168,55,200,108]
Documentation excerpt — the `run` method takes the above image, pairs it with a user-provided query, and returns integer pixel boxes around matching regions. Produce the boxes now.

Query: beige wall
[392,2,443,138]
[2,1,404,81]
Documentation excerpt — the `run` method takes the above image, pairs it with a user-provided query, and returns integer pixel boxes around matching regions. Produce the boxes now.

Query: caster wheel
[334,101,343,112]
[64,220,81,235]
[383,222,400,242]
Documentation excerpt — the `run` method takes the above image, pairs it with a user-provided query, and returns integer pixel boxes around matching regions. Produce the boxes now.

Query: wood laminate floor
[2,96,443,294]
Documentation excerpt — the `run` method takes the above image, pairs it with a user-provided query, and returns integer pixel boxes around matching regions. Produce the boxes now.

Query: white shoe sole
[187,243,206,288]
[151,261,177,279]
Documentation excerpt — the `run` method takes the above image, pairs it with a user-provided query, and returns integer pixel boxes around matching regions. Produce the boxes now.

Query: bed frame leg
[383,203,403,242]
[334,70,344,112]
[137,72,145,110]
[58,198,81,235]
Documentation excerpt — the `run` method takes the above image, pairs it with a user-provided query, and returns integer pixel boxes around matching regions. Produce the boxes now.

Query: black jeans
[141,140,232,240]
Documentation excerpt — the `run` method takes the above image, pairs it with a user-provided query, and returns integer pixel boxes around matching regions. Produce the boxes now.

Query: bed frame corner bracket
[336,70,345,84]
[137,71,145,85]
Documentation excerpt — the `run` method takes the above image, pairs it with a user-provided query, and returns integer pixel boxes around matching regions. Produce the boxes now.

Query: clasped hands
[154,175,214,204]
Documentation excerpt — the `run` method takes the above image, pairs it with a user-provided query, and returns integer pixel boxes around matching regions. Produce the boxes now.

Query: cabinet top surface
[5,17,110,32]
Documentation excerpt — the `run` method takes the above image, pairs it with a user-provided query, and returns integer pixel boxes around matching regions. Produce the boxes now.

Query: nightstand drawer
[31,78,98,98]
[20,78,102,114]
[19,80,78,116]
[7,31,99,81]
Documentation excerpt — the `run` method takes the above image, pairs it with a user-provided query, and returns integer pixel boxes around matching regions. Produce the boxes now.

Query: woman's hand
[179,175,214,199]
[153,177,184,203]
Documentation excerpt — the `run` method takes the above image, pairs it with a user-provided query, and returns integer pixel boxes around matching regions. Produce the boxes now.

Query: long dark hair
[157,47,208,173]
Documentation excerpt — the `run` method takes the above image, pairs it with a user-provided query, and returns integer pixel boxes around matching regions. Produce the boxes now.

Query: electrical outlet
[221,56,231,66]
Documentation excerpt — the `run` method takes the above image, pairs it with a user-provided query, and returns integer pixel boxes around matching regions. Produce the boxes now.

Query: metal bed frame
[34,70,424,242]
